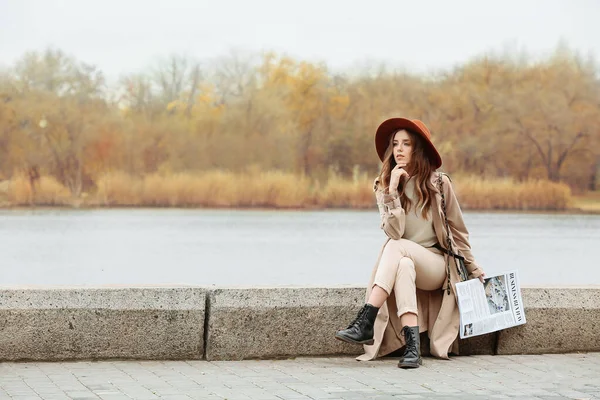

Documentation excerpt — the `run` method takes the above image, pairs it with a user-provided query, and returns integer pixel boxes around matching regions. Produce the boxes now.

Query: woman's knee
[398,257,415,272]
[384,239,411,257]
[395,257,416,285]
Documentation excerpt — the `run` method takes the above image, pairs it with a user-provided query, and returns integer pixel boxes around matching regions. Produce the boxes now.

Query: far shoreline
[1,204,599,216]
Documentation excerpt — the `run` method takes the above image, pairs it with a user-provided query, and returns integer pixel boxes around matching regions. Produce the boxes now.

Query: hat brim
[375,118,442,168]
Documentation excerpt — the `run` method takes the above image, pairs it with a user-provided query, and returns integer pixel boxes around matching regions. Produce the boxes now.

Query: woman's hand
[389,163,410,196]
[478,272,486,283]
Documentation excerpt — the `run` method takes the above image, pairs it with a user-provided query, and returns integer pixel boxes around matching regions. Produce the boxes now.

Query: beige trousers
[373,239,446,317]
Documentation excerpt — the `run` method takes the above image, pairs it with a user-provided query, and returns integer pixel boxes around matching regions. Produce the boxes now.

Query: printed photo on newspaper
[455,270,526,339]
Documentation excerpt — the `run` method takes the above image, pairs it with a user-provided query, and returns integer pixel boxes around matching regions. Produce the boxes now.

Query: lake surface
[1,209,599,286]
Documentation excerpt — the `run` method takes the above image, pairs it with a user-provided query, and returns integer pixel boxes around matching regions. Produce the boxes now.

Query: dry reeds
[318,175,373,208]
[454,175,572,211]
[7,175,72,206]
[95,171,143,206]
[3,171,576,211]
[573,191,600,213]
[95,170,314,208]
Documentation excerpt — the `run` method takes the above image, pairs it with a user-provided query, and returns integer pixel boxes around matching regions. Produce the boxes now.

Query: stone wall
[204,287,364,360]
[0,286,206,360]
[0,286,598,361]
[497,288,600,355]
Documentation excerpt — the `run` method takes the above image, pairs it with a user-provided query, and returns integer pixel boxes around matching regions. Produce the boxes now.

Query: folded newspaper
[456,270,526,339]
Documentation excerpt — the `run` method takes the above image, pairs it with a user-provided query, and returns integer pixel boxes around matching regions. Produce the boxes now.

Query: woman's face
[392,130,412,167]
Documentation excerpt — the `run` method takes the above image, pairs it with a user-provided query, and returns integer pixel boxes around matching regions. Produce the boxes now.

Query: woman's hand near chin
[389,162,409,196]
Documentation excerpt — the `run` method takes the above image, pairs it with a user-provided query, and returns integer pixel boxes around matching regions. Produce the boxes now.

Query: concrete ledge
[205,287,365,361]
[497,287,600,355]
[1,286,598,361]
[205,286,600,360]
[0,286,206,361]
[204,286,500,360]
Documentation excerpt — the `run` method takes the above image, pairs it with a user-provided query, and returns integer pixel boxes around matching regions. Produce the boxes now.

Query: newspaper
[455,270,526,339]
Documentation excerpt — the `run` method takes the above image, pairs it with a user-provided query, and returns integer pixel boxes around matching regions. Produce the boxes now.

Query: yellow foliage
[166,100,181,112]
[328,94,350,116]
[258,53,348,131]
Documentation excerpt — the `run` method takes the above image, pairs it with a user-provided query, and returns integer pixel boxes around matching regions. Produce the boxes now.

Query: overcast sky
[1,0,598,79]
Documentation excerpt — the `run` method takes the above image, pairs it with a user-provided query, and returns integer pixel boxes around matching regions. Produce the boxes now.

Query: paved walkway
[0,353,599,400]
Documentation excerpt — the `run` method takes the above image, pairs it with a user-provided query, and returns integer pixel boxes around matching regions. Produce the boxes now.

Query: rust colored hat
[374,117,442,168]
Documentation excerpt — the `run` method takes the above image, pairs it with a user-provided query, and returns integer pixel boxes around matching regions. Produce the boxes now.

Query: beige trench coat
[357,172,484,361]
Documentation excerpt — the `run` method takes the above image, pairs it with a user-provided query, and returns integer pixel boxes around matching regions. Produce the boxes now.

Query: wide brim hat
[374,118,442,168]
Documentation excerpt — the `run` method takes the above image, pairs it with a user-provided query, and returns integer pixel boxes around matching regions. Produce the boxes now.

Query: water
[1,209,599,286]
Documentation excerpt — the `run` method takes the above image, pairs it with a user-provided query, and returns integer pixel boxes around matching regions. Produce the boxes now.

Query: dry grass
[7,175,72,206]
[93,170,372,208]
[572,191,600,213]
[95,170,314,208]
[454,175,573,211]
[95,171,143,206]
[318,175,373,208]
[242,170,314,208]
[1,171,580,211]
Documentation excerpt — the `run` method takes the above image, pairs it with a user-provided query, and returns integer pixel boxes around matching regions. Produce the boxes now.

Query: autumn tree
[259,54,349,176]
[497,52,599,182]
[7,49,106,196]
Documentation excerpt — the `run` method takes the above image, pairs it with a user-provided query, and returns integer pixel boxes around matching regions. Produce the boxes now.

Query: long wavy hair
[377,129,437,218]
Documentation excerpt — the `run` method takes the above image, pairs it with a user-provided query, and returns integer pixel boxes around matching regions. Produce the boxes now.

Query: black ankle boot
[335,304,379,345]
[398,326,422,368]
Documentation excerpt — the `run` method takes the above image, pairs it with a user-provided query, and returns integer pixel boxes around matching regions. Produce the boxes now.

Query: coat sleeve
[441,174,485,279]
[374,178,405,240]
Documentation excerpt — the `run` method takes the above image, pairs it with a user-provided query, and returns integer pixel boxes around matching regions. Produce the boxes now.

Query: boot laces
[403,326,415,341]
[346,305,367,329]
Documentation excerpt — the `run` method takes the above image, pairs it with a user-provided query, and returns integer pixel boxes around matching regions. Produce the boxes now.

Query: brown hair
[377,129,437,218]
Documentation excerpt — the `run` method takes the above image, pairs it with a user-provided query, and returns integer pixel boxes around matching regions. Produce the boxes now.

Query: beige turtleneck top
[401,177,437,248]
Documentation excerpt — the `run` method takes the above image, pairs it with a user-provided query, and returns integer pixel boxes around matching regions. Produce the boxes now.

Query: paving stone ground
[0,353,599,400]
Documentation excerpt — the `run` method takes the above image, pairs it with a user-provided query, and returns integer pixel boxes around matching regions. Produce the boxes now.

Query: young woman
[335,118,485,369]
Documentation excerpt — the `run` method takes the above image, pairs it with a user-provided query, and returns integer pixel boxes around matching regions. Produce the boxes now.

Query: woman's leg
[372,239,446,315]
[336,239,444,347]
[401,313,418,328]
[370,239,446,368]
[366,285,388,308]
